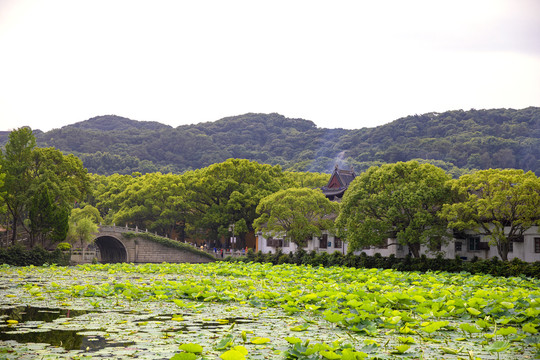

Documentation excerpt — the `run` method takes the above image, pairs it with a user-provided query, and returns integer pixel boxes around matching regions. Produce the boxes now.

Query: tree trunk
[10,217,17,245]
[497,240,509,261]
[409,242,421,258]
[29,232,35,248]
[81,239,85,262]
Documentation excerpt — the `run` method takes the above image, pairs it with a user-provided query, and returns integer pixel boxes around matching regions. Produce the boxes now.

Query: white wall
[256,226,540,262]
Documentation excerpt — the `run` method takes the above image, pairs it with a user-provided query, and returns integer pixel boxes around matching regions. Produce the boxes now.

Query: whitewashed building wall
[256,226,540,262]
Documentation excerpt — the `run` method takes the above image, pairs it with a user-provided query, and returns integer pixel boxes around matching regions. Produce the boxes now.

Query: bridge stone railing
[99,224,154,235]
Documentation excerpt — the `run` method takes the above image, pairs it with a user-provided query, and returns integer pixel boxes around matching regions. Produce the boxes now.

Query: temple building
[321,165,356,201]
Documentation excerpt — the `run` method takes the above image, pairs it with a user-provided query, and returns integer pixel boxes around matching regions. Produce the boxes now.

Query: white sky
[1,0,539,132]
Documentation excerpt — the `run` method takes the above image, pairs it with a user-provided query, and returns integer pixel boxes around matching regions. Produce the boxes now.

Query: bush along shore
[226,248,540,278]
[0,245,71,266]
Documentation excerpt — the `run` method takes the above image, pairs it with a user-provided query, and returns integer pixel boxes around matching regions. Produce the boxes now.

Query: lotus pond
[0,262,539,360]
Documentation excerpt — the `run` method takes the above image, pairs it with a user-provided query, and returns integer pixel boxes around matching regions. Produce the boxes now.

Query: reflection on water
[0,305,254,351]
[0,329,134,351]
[0,305,92,324]
[0,306,136,351]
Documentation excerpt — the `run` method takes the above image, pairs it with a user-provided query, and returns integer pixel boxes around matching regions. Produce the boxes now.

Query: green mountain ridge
[3,107,539,176]
[67,115,173,132]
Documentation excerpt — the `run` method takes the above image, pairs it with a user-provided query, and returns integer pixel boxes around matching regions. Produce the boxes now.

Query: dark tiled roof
[321,166,356,199]
[334,169,356,187]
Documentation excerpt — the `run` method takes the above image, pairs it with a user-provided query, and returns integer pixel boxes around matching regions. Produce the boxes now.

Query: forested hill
[12,107,540,176]
[68,115,172,132]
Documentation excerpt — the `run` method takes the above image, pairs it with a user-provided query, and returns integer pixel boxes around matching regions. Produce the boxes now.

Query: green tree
[283,171,330,188]
[28,186,69,248]
[186,159,287,247]
[0,127,36,244]
[67,217,99,258]
[112,173,186,237]
[254,188,339,247]
[440,169,540,261]
[71,204,104,225]
[29,147,90,209]
[51,207,69,246]
[0,129,90,246]
[0,163,5,219]
[87,173,138,224]
[336,161,452,257]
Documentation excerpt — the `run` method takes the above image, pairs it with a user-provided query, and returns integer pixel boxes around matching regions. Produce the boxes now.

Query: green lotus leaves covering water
[0,262,539,359]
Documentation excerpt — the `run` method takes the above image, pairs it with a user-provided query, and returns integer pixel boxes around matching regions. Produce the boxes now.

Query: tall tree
[336,161,452,257]
[29,147,90,210]
[28,187,70,248]
[254,188,339,246]
[0,127,36,244]
[112,173,186,236]
[186,159,287,247]
[440,169,540,261]
[28,186,54,247]
[0,128,90,245]
[88,173,139,224]
[0,163,5,216]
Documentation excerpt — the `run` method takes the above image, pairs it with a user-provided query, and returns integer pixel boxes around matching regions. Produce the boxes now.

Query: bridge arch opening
[95,236,127,263]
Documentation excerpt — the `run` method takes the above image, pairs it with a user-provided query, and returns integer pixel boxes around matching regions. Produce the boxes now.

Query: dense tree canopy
[28,186,69,248]
[440,169,540,261]
[0,127,36,243]
[83,160,329,248]
[254,188,339,247]
[336,161,453,257]
[111,173,187,236]
[0,128,90,245]
[183,159,288,247]
[71,204,103,225]
[283,171,330,188]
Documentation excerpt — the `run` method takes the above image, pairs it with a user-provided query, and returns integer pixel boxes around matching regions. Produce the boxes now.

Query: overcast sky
[1,0,539,132]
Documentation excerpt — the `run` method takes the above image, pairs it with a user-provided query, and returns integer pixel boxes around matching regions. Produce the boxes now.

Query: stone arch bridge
[75,225,215,264]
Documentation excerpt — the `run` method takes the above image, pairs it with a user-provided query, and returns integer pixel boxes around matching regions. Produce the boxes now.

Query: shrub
[312,252,329,267]
[292,248,307,265]
[303,251,318,266]
[271,248,284,265]
[0,245,70,266]
[223,248,540,278]
[328,251,344,267]
[246,248,256,261]
[254,250,266,264]
[57,242,72,251]
[277,254,290,265]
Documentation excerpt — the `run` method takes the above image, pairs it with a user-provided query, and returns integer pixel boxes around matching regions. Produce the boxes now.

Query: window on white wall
[468,237,481,251]
[319,234,328,249]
